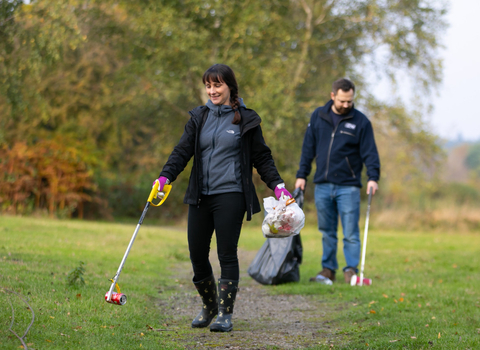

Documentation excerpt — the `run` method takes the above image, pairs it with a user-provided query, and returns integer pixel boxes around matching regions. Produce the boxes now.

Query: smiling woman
[204,80,230,106]
[151,63,292,332]
[202,64,240,123]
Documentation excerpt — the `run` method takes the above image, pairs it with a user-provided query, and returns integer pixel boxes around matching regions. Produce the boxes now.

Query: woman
[154,64,291,332]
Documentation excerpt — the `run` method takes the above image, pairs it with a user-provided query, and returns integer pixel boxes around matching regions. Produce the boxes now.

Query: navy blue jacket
[160,105,283,221]
[296,100,380,187]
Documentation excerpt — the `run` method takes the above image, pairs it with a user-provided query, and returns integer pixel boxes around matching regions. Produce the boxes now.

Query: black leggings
[188,192,246,282]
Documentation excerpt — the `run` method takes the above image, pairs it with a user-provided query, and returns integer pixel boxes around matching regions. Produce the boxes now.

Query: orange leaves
[0,139,96,217]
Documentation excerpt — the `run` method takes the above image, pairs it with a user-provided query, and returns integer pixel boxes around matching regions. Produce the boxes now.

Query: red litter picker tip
[105,180,172,305]
[351,189,373,287]
[105,281,127,305]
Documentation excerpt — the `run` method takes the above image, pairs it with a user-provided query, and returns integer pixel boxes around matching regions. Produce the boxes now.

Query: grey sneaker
[309,268,336,283]
[343,268,356,284]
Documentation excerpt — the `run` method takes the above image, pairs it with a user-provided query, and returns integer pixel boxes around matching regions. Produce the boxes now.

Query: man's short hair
[332,78,355,95]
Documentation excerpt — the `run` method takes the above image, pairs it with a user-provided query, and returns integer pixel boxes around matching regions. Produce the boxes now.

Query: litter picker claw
[351,189,373,287]
[105,180,172,305]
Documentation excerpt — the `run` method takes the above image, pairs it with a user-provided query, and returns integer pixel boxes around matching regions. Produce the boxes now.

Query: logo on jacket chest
[344,122,356,130]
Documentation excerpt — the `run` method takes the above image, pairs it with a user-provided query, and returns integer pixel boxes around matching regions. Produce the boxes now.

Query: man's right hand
[366,180,378,195]
[295,178,306,191]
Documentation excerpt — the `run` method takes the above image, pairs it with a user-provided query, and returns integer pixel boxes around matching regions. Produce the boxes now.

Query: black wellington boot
[192,275,218,328]
[210,279,238,332]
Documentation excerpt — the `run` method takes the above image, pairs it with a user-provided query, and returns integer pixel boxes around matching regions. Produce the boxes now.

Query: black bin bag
[247,188,304,285]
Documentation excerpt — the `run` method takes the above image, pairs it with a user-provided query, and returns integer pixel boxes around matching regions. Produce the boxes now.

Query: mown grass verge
[0,215,191,349]
[274,225,480,349]
[1,215,480,349]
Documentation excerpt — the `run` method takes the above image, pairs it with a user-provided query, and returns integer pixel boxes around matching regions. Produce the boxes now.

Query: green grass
[0,216,190,349]
[274,226,480,349]
[1,215,480,349]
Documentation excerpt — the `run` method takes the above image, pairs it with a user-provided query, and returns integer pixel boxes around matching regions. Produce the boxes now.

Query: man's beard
[336,106,352,115]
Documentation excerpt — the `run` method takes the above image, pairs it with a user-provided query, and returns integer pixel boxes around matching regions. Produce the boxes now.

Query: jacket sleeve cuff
[271,180,284,190]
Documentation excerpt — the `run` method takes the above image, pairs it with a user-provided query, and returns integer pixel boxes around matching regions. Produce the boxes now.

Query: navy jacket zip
[296,100,380,187]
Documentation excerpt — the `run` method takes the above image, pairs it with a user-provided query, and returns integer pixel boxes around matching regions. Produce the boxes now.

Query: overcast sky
[429,0,480,141]
[371,0,479,142]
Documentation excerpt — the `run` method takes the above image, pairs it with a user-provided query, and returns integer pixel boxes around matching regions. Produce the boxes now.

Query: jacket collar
[319,100,355,125]
[189,105,261,135]
[239,107,261,136]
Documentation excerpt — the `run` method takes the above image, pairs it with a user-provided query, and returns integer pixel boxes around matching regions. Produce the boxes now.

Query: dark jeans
[188,192,246,282]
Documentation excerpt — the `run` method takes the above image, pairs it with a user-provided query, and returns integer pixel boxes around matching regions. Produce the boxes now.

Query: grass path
[1,215,480,349]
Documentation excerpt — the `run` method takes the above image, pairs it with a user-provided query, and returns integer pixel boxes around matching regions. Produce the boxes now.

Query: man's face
[331,89,354,115]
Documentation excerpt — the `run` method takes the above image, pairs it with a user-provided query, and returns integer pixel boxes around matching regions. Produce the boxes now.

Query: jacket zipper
[239,112,260,218]
[323,114,354,180]
[193,108,209,207]
[345,157,356,178]
[325,125,338,180]
[205,108,221,194]
[340,130,355,137]
[240,115,260,185]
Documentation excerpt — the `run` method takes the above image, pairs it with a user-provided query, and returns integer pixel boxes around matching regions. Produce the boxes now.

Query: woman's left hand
[274,183,292,200]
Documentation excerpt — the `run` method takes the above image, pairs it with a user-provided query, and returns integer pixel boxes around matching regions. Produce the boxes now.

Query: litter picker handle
[106,181,172,302]
[148,181,172,207]
[359,187,373,286]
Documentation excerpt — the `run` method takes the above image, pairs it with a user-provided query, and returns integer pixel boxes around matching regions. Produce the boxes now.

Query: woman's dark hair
[202,64,241,124]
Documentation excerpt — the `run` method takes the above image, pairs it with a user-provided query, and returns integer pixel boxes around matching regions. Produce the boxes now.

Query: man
[295,78,380,284]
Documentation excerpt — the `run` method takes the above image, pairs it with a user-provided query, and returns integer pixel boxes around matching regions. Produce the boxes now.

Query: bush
[0,140,96,218]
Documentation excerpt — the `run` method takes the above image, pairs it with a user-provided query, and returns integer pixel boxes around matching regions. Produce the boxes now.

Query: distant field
[1,215,480,349]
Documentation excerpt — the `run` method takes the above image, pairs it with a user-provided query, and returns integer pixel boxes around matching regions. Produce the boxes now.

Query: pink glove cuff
[274,183,292,200]
[154,176,170,191]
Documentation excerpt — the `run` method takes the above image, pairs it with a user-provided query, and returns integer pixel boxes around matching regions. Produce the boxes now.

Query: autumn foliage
[0,139,96,218]
[0,0,453,222]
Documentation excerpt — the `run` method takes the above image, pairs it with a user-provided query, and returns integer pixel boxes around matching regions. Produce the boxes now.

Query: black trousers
[188,192,246,282]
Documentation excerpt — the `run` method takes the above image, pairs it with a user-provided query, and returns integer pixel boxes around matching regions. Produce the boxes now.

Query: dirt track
[156,249,344,349]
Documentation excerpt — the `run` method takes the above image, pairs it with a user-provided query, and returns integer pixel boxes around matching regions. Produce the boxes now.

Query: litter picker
[105,180,172,305]
[351,188,373,286]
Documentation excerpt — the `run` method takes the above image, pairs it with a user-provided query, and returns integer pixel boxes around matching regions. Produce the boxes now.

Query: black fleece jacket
[160,105,283,221]
[296,100,380,187]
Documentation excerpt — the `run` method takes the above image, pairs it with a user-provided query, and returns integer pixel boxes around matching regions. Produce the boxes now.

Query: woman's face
[205,79,231,106]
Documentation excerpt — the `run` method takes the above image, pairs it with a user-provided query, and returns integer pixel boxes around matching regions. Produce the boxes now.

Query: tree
[0,0,448,218]
[465,142,480,179]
